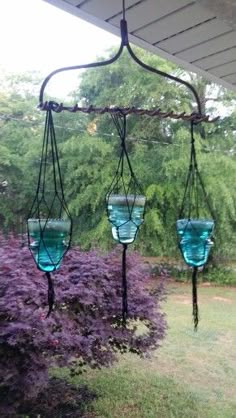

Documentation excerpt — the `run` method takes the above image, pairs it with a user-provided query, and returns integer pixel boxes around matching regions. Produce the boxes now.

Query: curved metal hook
[39,41,124,107]
[126,42,202,115]
[120,19,202,115]
[39,16,202,116]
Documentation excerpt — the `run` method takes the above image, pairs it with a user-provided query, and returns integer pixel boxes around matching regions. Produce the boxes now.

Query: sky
[0,0,231,112]
[0,0,119,97]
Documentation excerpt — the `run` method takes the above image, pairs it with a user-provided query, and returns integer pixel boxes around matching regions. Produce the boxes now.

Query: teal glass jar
[107,194,146,244]
[27,218,71,272]
[176,219,214,267]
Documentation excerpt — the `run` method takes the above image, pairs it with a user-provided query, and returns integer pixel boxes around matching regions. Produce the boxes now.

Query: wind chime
[32,0,218,323]
[27,104,72,316]
[176,121,215,329]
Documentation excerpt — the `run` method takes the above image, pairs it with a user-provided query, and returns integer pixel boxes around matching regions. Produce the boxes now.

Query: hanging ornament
[27,103,72,317]
[106,113,146,326]
[176,120,215,329]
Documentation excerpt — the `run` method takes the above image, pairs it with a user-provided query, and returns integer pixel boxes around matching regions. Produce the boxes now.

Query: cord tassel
[46,272,55,318]
[122,244,128,327]
[192,266,198,330]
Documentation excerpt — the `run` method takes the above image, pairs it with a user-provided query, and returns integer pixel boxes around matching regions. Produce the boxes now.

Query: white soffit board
[43,0,236,92]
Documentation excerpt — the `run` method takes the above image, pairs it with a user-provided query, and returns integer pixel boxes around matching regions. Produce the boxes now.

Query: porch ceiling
[43,0,236,92]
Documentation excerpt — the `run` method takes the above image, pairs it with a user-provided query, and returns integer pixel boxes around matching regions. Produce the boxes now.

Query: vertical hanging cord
[191,122,199,330]
[189,121,195,218]
[192,266,199,330]
[121,116,135,178]
[49,110,58,194]
[37,110,49,195]
[46,271,55,317]
[122,243,128,326]
[42,111,51,197]
[191,121,199,218]
[122,0,126,20]
[179,122,195,219]
[27,110,49,218]
[191,121,215,220]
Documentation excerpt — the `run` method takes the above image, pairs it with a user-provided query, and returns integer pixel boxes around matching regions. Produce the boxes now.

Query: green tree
[69,46,236,258]
[1,52,236,261]
[0,72,43,232]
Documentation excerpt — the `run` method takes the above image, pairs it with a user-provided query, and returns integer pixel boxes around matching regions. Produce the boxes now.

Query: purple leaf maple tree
[0,235,166,415]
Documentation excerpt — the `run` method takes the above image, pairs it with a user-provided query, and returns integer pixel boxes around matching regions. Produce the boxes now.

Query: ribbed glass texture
[176,219,214,267]
[107,194,145,244]
[27,219,71,272]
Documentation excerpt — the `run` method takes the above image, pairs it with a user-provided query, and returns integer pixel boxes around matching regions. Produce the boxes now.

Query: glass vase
[27,218,71,272]
[107,194,146,244]
[176,218,214,267]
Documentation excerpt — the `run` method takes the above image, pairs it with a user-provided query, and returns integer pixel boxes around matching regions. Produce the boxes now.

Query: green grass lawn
[54,282,236,418]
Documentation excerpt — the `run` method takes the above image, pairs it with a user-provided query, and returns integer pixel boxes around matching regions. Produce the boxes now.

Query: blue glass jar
[176,219,214,267]
[107,194,146,244]
[27,218,71,272]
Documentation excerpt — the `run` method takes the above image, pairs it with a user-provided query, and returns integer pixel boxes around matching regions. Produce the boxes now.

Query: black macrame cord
[46,271,55,318]
[178,121,215,330]
[106,113,144,326]
[179,121,215,221]
[27,103,72,317]
[107,113,143,204]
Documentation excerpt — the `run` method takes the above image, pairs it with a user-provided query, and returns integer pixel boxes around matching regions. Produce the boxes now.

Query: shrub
[0,236,166,416]
[202,265,236,285]
[19,377,97,417]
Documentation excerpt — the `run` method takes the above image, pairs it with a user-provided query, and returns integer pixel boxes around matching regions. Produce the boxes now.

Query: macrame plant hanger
[106,112,145,326]
[27,104,72,317]
[176,121,215,330]
[36,0,218,324]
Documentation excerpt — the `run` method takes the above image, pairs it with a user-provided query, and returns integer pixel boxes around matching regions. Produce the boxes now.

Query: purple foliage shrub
[0,235,166,415]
